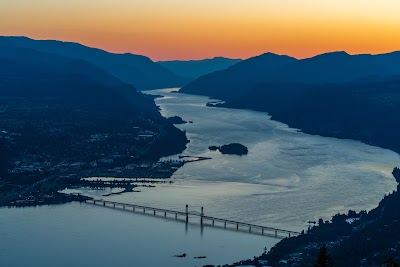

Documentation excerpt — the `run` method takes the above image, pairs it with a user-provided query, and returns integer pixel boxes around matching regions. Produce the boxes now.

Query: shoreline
[202,93,400,155]
[2,154,213,207]
[205,98,400,155]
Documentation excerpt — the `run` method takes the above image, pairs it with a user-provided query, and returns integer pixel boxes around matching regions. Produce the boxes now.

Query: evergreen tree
[314,244,334,267]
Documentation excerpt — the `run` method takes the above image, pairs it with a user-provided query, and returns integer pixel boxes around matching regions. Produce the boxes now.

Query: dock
[85,199,300,239]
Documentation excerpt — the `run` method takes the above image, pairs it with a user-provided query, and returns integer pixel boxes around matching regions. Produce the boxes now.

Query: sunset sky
[1,0,400,61]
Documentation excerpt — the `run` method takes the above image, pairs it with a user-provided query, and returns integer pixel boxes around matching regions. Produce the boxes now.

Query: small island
[167,116,187,124]
[208,143,248,155]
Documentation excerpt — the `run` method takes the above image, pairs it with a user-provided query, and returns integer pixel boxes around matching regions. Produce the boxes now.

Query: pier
[85,199,300,239]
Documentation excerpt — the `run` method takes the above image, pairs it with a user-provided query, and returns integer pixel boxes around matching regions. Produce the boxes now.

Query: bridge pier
[93,200,96,204]
[224,221,226,228]
[212,219,214,226]
[133,206,135,212]
[175,213,177,219]
[153,210,156,215]
[249,226,251,233]
[275,230,278,238]
[103,202,105,206]
[200,207,204,226]
[143,208,145,213]
[185,205,189,223]
[164,211,166,218]
[113,203,115,208]
[123,204,125,210]
[262,228,264,235]
[237,224,239,230]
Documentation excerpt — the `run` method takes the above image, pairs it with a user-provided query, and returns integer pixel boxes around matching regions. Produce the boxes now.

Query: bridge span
[85,199,301,239]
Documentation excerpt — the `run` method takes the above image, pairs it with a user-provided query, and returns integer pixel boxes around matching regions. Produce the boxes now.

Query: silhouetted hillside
[159,57,241,80]
[269,51,400,84]
[0,43,189,178]
[180,53,297,99]
[181,51,400,100]
[0,44,154,115]
[222,78,400,153]
[0,36,187,90]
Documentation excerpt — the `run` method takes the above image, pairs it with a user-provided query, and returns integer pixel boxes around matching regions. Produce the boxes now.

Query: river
[82,88,398,230]
[1,88,399,267]
[0,203,274,267]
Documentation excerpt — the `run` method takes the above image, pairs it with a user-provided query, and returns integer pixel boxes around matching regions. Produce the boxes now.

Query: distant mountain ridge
[270,51,400,84]
[181,53,297,99]
[180,50,400,99]
[0,43,155,115]
[159,57,242,80]
[0,36,188,90]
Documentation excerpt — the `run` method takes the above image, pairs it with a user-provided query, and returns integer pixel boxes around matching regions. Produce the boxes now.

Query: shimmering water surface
[0,203,274,267]
[131,89,398,229]
[2,88,399,267]
[69,88,399,230]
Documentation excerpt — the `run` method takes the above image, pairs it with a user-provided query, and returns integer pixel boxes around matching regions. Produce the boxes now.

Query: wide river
[1,88,399,267]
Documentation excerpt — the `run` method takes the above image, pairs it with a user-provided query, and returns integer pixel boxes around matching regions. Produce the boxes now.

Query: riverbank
[0,159,187,207]
[221,167,400,267]
[6,192,91,207]
[200,87,400,266]
[203,80,400,155]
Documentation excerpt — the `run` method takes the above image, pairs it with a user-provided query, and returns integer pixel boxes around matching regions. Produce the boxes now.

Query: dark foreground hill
[0,36,188,90]
[159,57,242,80]
[0,44,188,183]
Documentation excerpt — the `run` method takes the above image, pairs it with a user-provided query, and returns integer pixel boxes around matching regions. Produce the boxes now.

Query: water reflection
[0,203,276,267]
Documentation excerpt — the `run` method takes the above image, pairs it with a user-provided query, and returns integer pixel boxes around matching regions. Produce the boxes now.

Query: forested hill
[180,52,297,99]
[0,36,188,90]
[0,44,156,117]
[221,78,400,154]
[180,50,400,100]
[0,43,188,181]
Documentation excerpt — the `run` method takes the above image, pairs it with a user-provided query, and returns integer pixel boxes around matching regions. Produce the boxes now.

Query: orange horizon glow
[1,0,400,61]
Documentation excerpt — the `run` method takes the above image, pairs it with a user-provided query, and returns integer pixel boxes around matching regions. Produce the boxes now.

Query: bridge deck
[85,199,300,239]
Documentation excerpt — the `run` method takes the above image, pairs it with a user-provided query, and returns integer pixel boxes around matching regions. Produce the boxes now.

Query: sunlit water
[2,88,400,267]
[95,88,398,230]
[0,203,274,267]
